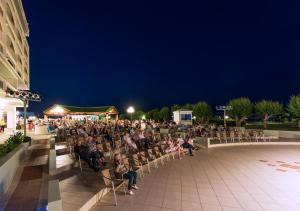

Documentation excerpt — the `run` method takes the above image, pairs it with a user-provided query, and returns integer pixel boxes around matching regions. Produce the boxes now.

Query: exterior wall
[0,0,29,131]
[0,0,29,91]
[173,110,193,125]
[0,142,28,195]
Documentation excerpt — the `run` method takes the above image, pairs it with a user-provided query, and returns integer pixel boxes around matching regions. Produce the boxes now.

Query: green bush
[0,132,24,158]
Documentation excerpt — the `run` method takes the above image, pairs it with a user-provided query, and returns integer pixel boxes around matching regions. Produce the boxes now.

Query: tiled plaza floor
[91,145,300,211]
[2,142,49,211]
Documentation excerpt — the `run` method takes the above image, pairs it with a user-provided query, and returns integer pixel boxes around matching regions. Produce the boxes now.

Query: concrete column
[49,149,57,175]
[48,180,62,211]
[6,106,16,131]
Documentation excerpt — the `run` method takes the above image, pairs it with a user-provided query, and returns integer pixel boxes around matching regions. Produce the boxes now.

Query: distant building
[0,0,30,131]
[44,104,119,120]
[173,109,193,125]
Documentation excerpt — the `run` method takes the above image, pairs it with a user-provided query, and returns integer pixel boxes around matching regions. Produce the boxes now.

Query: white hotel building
[0,0,29,132]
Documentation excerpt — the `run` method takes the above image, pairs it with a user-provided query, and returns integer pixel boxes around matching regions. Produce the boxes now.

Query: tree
[146,109,158,120]
[153,109,161,121]
[288,95,300,127]
[255,100,284,129]
[133,110,145,120]
[183,103,194,110]
[171,104,181,112]
[119,114,128,120]
[228,98,253,127]
[193,102,213,123]
[159,107,171,121]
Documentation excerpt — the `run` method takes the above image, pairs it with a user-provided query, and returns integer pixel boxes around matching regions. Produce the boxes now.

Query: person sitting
[181,136,195,156]
[93,143,107,167]
[113,153,139,195]
[123,132,138,150]
[74,140,99,171]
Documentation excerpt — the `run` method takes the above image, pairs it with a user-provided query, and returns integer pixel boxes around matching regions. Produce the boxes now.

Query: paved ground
[1,141,49,211]
[91,145,300,211]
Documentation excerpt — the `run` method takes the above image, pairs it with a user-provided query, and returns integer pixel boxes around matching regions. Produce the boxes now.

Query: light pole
[127,106,135,122]
[6,90,41,138]
[216,106,232,127]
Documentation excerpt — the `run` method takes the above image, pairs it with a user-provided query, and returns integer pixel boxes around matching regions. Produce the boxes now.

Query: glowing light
[51,106,64,113]
[192,116,196,120]
[225,115,229,119]
[127,106,135,114]
[141,115,146,120]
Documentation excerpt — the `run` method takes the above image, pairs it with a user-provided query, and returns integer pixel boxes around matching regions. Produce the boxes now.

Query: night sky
[23,0,300,115]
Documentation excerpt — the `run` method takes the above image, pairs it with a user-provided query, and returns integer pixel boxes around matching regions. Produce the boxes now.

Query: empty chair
[229,131,235,142]
[139,151,157,169]
[153,146,165,165]
[222,131,228,143]
[216,132,222,143]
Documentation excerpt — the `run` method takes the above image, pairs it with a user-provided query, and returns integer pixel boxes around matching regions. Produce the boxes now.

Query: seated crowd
[53,118,198,194]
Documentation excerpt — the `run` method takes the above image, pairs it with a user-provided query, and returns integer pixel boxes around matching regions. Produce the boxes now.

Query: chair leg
[155,160,158,168]
[112,182,118,206]
[98,187,106,205]
[78,156,82,173]
[147,162,151,173]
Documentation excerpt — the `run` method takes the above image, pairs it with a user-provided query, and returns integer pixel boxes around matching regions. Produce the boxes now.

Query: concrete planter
[0,142,28,195]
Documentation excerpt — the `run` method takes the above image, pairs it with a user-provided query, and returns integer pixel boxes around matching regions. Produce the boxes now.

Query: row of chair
[211,130,276,143]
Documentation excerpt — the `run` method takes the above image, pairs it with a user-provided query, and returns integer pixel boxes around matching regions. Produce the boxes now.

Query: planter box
[0,143,28,195]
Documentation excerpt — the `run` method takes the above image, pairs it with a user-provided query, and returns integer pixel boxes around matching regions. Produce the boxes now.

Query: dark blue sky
[23,0,300,114]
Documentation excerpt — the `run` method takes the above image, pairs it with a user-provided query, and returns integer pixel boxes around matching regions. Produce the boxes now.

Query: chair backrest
[121,154,127,159]
[139,151,147,162]
[147,149,154,157]
[96,136,102,143]
[154,146,160,154]
[104,142,111,151]
[78,136,85,142]
[123,157,130,167]
[132,154,140,165]
[101,169,112,187]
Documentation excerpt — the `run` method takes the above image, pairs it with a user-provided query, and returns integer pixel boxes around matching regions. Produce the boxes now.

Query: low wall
[0,143,28,195]
[207,141,300,148]
[48,180,62,211]
[263,130,300,139]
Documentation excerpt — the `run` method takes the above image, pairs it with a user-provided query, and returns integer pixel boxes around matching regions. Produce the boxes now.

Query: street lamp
[127,106,135,122]
[216,106,232,127]
[6,89,41,138]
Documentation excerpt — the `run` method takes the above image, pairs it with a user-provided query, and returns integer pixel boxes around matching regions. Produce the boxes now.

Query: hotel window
[9,42,14,52]
[17,31,22,43]
[17,70,21,78]
[7,6,14,26]
[0,80,3,90]
[7,58,14,67]
[24,48,28,57]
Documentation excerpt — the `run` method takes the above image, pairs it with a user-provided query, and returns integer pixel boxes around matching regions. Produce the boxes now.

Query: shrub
[0,132,24,158]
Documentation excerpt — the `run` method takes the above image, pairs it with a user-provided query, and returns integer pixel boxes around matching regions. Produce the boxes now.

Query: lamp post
[127,106,135,122]
[216,106,232,127]
[6,90,41,138]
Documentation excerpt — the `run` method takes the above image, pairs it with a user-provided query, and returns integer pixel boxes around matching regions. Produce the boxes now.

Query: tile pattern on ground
[90,145,300,211]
